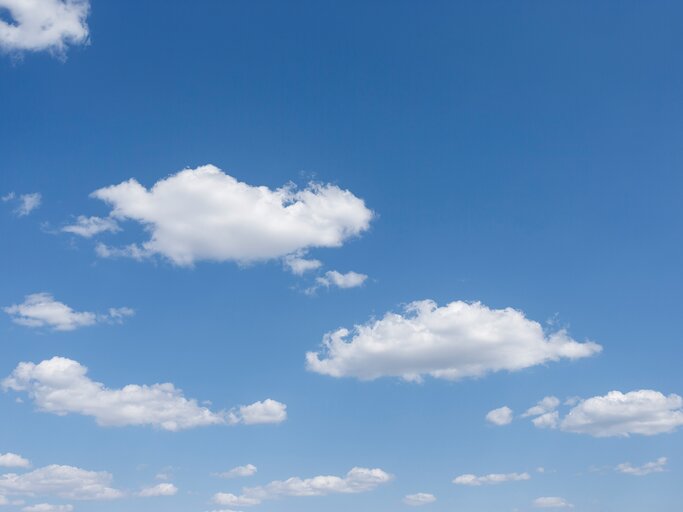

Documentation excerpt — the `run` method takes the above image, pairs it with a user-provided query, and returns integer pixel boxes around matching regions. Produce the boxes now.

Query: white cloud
[2,356,286,431]
[2,192,41,216]
[403,493,436,506]
[532,411,559,429]
[453,472,530,486]
[315,270,367,289]
[0,454,30,468]
[284,254,322,275]
[215,465,257,479]
[138,483,177,497]
[533,497,573,508]
[3,293,134,331]
[523,396,560,417]
[0,0,88,55]
[486,406,513,426]
[559,390,683,437]
[22,504,73,512]
[0,465,122,500]
[86,165,373,266]
[213,467,392,507]
[307,300,601,381]
[616,457,667,476]
[62,216,119,238]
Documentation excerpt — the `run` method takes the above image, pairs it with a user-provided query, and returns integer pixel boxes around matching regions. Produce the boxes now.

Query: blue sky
[1,1,682,511]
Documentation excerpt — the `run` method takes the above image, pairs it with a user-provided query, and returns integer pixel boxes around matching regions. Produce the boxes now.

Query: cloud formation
[403,493,436,506]
[2,357,286,431]
[215,464,258,479]
[2,192,41,216]
[307,300,601,381]
[0,453,30,468]
[138,483,178,497]
[87,165,373,267]
[486,406,513,426]
[453,472,530,486]
[533,497,573,508]
[23,504,74,512]
[616,457,667,476]
[315,271,368,289]
[62,216,120,237]
[3,293,134,331]
[213,467,392,507]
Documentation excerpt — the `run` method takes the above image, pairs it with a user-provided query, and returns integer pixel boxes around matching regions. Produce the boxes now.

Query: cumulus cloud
[453,472,530,486]
[486,406,513,426]
[213,467,392,507]
[403,493,436,506]
[0,454,30,468]
[62,216,120,237]
[137,483,177,497]
[533,497,573,508]
[2,192,41,216]
[307,300,601,381]
[0,0,88,55]
[3,293,134,331]
[0,465,122,500]
[616,457,667,476]
[315,271,368,289]
[84,165,373,267]
[2,356,286,431]
[22,504,74,512]
[215,464,257,479]
[559,390,683,437]
[284,254,322,275]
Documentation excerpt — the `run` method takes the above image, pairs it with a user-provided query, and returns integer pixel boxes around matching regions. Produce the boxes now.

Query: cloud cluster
[616,457,667,476]
[403,493,436,506]
[3,293,134,331]
[213,467,392,507]
[453,472,530,486]
[2,192,41,216]
[307,300,601,381]
[0,464,122,500]
[87,165,373,267]
[0,0,89,55]
[2,357,286,431]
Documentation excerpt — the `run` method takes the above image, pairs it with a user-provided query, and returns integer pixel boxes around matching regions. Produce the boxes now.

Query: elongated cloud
[616,457,667,476]
[2,357,286,431]
[453,472,530,486]
[3,293,133,331]
[307,300,601,381]
[87,165,373,267]
[62,216,120,237]
[0,0,89,55]
[0,464,121,500]
[138,483,177,497]
[213,467,392,507]
[403,493,436,506]
[215,464,257,479]
[533,496,573,508]
[23,504,74,512]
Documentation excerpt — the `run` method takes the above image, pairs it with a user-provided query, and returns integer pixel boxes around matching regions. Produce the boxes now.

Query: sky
[0,1,682,511]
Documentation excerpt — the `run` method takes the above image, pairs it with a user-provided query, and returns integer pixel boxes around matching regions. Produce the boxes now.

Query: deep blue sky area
[1,2,682,511]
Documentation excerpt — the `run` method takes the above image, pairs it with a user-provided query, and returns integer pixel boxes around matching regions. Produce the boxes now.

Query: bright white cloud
[307,300,601,381]
[0,465,122,500]
[62,216,119,237]
[87,165,373,266]
[523,396,560,417]
[315,270,368,289]
[22,504,74,512]
[533,497,573,508]
[403,493,436,506]
[138,483,177,497]
[3,293,134,331]
[0,454,30,468]
[0,0,88,55]
[453,472,530,486]
[2,192,41,216]
[486,406,513,426]
[559,390,683,437]
[215,465,257,479]
[2,356,286,431]
[213,467,392,507]
[616,457,667,476]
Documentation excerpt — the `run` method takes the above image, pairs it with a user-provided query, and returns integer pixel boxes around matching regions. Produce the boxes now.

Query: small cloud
[214,464,257,479]
[616,457,667,476]
[453,472,530,486]
[138,483,178,497]
[62,216,120,238]
[2,192,41,216]
[403,493,436,506]
[283,254,322,275]
[486,406,513,426]
[0,452,31,468]
[533,497,573,508]
[315,270,368,289]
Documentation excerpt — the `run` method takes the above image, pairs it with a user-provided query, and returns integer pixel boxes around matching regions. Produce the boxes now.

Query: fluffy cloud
[138,483,177,497]
[315,271,367,289]
[453,472,530,486]
[215,464,258,479]
[22,504,74,512]
[0,454,30,468]
[2,192,41,216]
[2,356,286,431]
[3,293,134,331]
[486,406,513,426]
[523,396,561,429]
[403,493,436,506]
[213,467,392,507]
[62,216,120,237]
[559,390,683,437]
[0,0,88,55]
[616,457,667,476]
[87,165,373,266]
[307,300,601,381]
[283,254,322,275]
[0,465,122,500]
[533,497,573,508]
